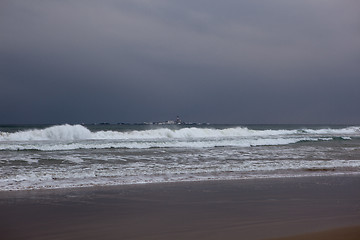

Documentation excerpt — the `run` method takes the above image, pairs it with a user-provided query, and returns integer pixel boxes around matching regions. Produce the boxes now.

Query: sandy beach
[0,176,359,240]
[267,225,360,240]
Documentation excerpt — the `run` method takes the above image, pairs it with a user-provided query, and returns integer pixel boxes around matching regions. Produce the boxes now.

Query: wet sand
[0,176,359,240]
[266,225,360,240]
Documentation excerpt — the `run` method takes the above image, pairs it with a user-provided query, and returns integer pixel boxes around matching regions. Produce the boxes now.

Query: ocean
[1,124,360,191]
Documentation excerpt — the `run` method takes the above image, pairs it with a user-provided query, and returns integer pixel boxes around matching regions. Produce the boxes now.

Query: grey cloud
[0,0,359,124]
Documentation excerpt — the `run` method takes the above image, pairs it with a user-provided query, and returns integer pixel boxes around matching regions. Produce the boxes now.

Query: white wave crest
[0,125,299,142]
[91,127,297,140]
[0,124,92,141]
[301,127,360,135]
[0,125,359,151]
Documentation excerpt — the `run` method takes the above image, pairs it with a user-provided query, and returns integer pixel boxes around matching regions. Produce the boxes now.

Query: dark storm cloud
[1,0,359,124]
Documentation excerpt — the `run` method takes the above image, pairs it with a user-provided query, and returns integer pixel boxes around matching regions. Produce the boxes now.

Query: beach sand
[0,176,359,240]
[267,225,360,240]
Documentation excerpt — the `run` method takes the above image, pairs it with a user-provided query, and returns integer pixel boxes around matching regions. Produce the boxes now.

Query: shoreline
[2,172,360,193]
[1,175,359,240]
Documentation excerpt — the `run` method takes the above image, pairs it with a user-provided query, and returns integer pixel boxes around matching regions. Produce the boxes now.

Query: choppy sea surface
[1,124,360,191]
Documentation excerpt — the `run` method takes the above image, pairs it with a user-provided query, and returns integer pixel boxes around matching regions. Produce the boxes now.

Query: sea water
[1,124,360,190]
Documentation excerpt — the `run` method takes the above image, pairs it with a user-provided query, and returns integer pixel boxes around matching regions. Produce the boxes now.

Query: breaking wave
[0,125,92,141]
[0,124,359,151]
[0,124,297,141]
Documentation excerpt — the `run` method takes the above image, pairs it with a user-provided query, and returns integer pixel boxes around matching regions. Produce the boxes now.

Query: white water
[0,124,297,141]
[1,124,360,190]
[0,124,359,151]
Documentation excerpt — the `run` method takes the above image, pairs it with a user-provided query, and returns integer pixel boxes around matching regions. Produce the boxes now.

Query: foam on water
[1,124,359,151]
[0,124,92,141]
[1,157,360,191]
[0,138,310,151]
[1,124,360,190]
[0,124,297,141]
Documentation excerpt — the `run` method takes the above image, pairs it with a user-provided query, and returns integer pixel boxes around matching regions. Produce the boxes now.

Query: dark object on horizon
[175,116,183,125]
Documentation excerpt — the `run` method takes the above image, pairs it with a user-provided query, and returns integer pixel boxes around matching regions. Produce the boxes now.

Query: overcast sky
[1,0,359,124]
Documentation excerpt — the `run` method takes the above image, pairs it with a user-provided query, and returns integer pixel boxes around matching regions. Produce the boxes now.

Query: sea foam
[0,124,299,142]
[0,124,359,151]
[0,124,91,141]
[1,124,360,190]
